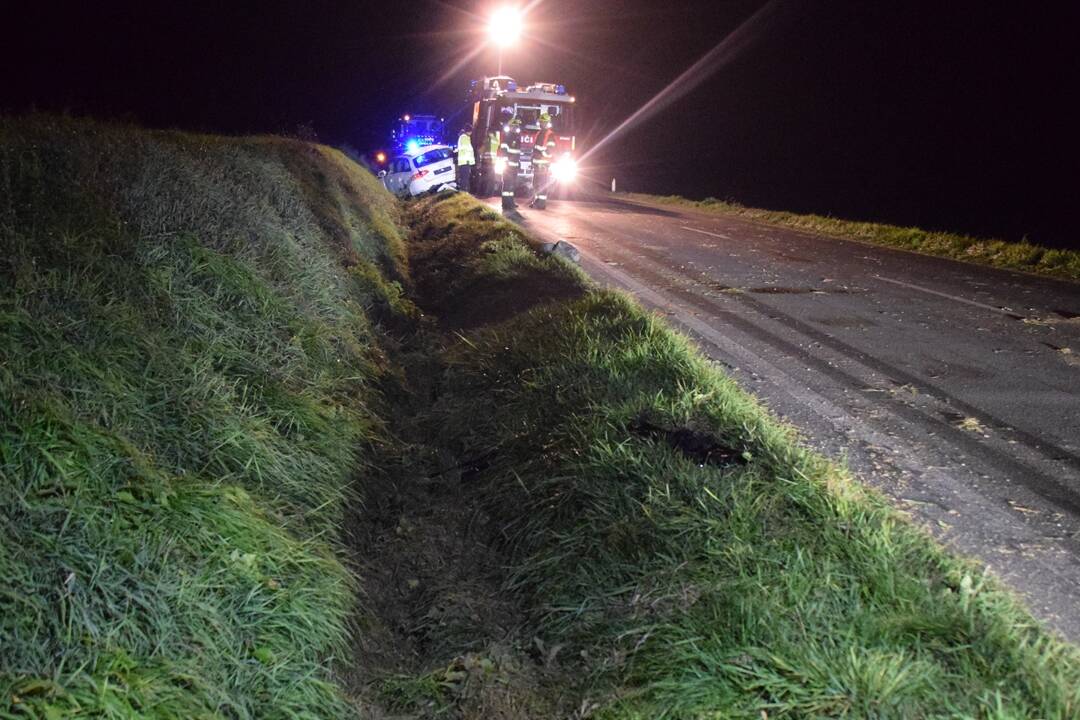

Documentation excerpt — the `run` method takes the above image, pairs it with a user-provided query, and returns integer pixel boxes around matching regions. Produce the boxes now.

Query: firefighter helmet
[539,112,552,127]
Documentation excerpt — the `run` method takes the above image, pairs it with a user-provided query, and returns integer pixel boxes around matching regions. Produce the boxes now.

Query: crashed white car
[379,145,457,197]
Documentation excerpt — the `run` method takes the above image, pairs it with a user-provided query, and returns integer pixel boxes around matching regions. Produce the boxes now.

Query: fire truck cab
[466,76,577,198]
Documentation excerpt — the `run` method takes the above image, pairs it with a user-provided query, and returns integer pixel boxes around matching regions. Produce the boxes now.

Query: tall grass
[408,193,1080,718]
[1,116,410,717]
[622,193,1080,282]
[6,116,1077,718]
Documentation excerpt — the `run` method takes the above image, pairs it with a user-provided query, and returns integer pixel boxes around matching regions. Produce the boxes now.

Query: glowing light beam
[581,0,783,163]
[428,43,490,92]
[489,6,524,47]
[423,0,548,96]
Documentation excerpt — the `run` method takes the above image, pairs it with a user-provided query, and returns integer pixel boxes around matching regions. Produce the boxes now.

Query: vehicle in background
[464,77,578,199]
[378,144,458,197]
[390,114,446,154]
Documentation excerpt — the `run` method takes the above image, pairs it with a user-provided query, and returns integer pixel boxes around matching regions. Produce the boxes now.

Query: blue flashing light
[556,84,566,95]
[406,139,420,153]
[507,81,517,91]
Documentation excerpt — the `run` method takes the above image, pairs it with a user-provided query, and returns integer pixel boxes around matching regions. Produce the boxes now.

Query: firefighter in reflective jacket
[530,113,558,209]
[456,125,475,194]
[500,116,523,210]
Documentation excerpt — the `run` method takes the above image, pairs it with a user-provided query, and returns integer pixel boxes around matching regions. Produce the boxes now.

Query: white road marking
[875,275,1026,319]
[680,226,732,240]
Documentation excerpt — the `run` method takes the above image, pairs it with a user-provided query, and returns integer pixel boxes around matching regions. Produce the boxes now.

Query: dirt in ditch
[340,343,583,720]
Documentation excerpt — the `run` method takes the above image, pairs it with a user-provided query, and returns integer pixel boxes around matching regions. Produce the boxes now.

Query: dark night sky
[3,1,1077,247]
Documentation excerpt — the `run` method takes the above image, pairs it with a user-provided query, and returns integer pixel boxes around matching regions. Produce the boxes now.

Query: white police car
[379,144,458,197]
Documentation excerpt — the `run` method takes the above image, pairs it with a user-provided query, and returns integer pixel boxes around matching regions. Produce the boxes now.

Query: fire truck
[464,76,578,199]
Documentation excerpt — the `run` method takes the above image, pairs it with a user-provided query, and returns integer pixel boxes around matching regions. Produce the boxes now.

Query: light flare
[581,0,783,164]
[551,156,578,183]
[489,7,523,47]
[423,0,548,94]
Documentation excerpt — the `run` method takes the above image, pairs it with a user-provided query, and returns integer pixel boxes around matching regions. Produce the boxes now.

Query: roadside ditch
[344,191,1080,718]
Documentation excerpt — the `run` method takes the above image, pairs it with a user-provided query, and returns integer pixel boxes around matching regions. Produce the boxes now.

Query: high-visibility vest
[488,131,500,156]
[456,133,475,165]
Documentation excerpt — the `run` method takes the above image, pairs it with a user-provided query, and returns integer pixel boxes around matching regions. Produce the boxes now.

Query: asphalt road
[491,194,1080,640]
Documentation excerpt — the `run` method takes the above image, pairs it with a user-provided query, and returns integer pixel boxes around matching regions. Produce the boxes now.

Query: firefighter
[485,126,501,197]
[520,114,539,199]
[500,116,523,210]
[455,124,475,194]
[530,112,558,209]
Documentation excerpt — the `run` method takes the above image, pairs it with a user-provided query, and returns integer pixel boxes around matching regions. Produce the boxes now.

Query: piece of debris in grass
[630,418,746,467]
[958,416,985,433]
[1008,500,1043,517]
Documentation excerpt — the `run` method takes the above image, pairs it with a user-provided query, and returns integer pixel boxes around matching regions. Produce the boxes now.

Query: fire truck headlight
[551,157,578,183]
[494,157,507,175]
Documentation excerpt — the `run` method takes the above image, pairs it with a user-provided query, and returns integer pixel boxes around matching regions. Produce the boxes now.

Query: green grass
[1,116,412,717]
[405,193,1080,718]
[407,195,586,329]
[6,115,1078,718]
[620,193,1080,282]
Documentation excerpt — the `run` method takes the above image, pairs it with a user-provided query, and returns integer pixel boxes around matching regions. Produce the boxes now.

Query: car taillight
[411,169,429,181]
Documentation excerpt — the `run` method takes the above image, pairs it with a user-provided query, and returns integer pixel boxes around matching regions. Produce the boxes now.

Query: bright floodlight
[489,7,523,47]
[551,156,578,183]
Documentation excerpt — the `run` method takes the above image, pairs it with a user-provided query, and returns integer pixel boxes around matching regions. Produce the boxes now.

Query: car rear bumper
[409,179,458,196]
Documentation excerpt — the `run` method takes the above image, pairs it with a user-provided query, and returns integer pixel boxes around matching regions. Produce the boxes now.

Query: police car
[379,144,458,197]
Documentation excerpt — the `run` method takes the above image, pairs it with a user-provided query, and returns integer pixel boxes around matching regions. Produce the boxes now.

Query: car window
[393,158,410,173]
[414,147,453,168]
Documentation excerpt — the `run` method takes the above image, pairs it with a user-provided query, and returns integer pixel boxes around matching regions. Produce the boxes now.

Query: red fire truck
[465,76,578,199]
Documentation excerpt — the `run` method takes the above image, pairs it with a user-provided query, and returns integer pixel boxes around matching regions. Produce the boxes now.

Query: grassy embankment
[389,192,1080,717]
[0,116,415,717]
[619,192,1080,282]
[4,115,1080,718]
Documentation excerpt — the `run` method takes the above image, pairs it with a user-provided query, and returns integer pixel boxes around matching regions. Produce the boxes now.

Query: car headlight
[551,157,578,183]
[494,157,507,175]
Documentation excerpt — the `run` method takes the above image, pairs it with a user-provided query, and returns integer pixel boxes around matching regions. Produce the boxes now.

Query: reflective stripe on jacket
[501,129,523,166]
[456,133,476,165]
[534,129,557,164]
